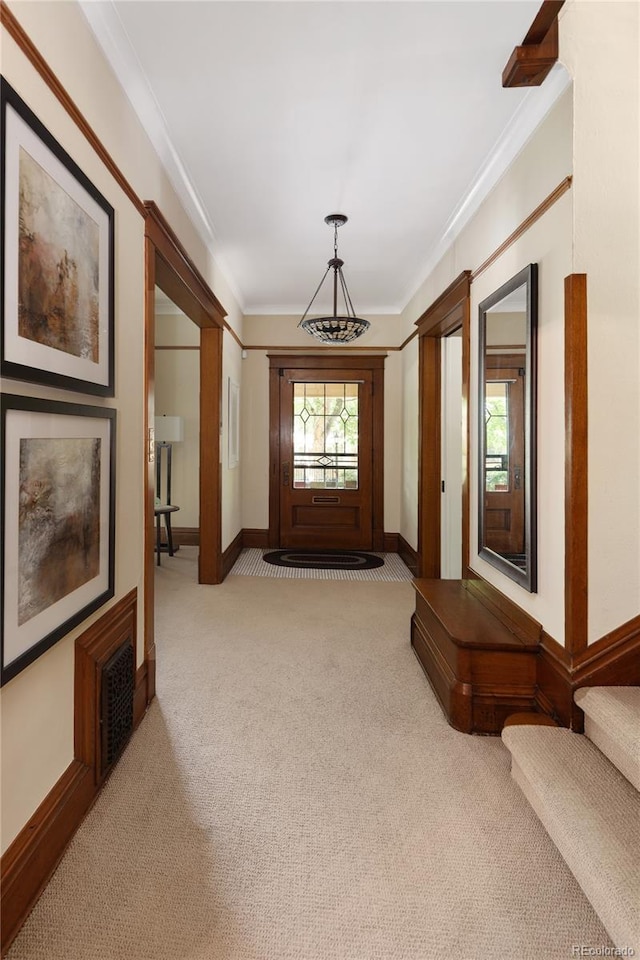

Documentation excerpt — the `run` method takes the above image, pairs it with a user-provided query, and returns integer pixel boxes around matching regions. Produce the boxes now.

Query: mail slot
[312,496,341,504]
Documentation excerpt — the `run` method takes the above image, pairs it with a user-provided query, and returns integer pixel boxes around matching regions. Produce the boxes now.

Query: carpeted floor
[6,551,611,959]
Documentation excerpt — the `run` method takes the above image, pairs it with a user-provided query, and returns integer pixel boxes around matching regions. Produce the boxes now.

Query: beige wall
[400,88,574,645]
[154,308,200,528]
[561,0,640,642]
[0,0,242,853]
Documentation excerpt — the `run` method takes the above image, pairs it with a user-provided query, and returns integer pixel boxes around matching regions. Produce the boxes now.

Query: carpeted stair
[502,687,640,953]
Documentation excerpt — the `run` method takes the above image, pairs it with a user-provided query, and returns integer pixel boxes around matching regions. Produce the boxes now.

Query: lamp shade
[155,415,184,442]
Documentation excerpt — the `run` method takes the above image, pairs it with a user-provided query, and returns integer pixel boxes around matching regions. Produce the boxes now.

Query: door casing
[416,271,471,579]
[144,203,226,702]
[268,354,385,551]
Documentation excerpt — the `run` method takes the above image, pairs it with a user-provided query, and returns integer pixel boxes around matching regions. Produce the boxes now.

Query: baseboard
[1,760,94,956]
[172,526,199,546]
[134,663,148,728]
[537,615,640,730]
[242,528,269,548]
[221,530,244,580]
[397,534,419,574]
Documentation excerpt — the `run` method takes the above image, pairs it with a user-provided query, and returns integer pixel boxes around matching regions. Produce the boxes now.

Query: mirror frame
[478,263,538,592]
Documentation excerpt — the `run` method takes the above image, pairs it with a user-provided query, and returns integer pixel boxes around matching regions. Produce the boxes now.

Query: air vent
[100,641,134,775]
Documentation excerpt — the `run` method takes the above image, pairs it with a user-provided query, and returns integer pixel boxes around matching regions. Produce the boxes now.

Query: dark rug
[263,550,384,571]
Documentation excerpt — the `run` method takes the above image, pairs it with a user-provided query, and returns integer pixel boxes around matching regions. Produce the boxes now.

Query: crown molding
[403,61,572,308]
[78,0,245,312]
[80,2,570,319]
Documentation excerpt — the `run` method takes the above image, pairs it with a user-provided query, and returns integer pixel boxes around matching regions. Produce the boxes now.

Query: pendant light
[298,214,370,343]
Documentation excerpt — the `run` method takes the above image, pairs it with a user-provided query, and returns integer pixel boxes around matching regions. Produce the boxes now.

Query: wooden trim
[399,329,419,351]
[268,356,386,550]
[155,345,200,351]
[398,534,419,575]
[383,532,399,553]
[0,1,146,216]
[537,617,640,730]
[472,177,572,281]
[418,335,441,577]
[416,272,472,335]
[199,325,223,583]
[1,595,148,955]
[267,355,386,369]
[522,0,565,44]
[502,16,559,88]
[416,272,472,579]
[0,760,95,956]
[223,323,244,351]
[172,526,200,546]
[74,590,137,784]
[564,274,588,655]
[134,663,148,728]
[145,203,226,329]
[221,530,243,581]
[144,233,157,703]
[242,528,269,548]
[573,614,640,675]
[372,366,385,551]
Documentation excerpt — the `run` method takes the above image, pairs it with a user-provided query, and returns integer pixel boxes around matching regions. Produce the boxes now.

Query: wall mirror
[478,263,537,591]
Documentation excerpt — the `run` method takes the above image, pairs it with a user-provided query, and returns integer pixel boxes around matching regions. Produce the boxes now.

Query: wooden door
[483,361,525,559]
[278,368,374,549]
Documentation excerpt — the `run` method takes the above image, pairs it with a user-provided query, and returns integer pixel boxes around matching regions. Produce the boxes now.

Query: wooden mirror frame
[478,263,538,592]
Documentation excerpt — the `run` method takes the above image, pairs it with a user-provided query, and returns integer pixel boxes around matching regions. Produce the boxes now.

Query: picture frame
[1,77,115,396]
[228,378,240,469]
[1,394,116,686]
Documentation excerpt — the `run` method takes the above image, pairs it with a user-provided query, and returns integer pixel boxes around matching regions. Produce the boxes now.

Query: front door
[269,356,385,550]
[278,368,373,549]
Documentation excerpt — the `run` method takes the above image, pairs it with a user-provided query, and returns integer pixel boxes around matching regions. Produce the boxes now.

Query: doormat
[263,550,384,571]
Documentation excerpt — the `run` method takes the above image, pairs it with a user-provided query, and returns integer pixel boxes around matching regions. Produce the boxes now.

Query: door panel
[279,370,373,549]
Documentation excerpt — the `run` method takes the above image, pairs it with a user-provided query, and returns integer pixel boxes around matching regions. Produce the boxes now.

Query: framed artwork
[228,378,240,469]
[1,394,116,686]
[1,77,115,396]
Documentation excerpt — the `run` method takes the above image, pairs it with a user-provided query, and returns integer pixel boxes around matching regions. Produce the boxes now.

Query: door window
[292,382,359,489]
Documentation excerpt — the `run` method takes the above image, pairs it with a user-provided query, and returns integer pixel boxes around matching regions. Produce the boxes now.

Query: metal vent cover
[100,640,134,775]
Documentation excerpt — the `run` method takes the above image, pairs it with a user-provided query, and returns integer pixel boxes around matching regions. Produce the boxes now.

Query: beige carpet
[7,550,611,959]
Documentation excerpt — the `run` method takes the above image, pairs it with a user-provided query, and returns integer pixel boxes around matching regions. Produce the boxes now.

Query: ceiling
[81,1,567,316]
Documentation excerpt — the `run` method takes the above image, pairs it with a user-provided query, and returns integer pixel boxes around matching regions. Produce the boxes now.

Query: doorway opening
[440,330,463,578]
[416,271,471,579]
[143,203,226,700]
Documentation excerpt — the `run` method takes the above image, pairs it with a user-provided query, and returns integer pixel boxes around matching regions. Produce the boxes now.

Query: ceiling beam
[502,0,565,88]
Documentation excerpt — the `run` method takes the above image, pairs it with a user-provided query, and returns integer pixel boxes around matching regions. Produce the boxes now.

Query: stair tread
[574,686,640,790]
[502,725,640,950]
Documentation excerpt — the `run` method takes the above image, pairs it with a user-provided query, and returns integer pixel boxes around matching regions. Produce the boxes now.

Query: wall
[560,0,640,642]
[154,305,200,528]
[240,314,404,535]
[400,86,573,645]
[0,0,242,854]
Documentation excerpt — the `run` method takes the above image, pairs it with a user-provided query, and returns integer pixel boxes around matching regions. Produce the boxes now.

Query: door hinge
[441,480,445,493]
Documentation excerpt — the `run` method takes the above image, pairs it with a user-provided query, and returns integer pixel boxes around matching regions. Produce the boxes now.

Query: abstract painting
[18,437,101,625]
[1,77,114,395]
[1,395,116,686]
